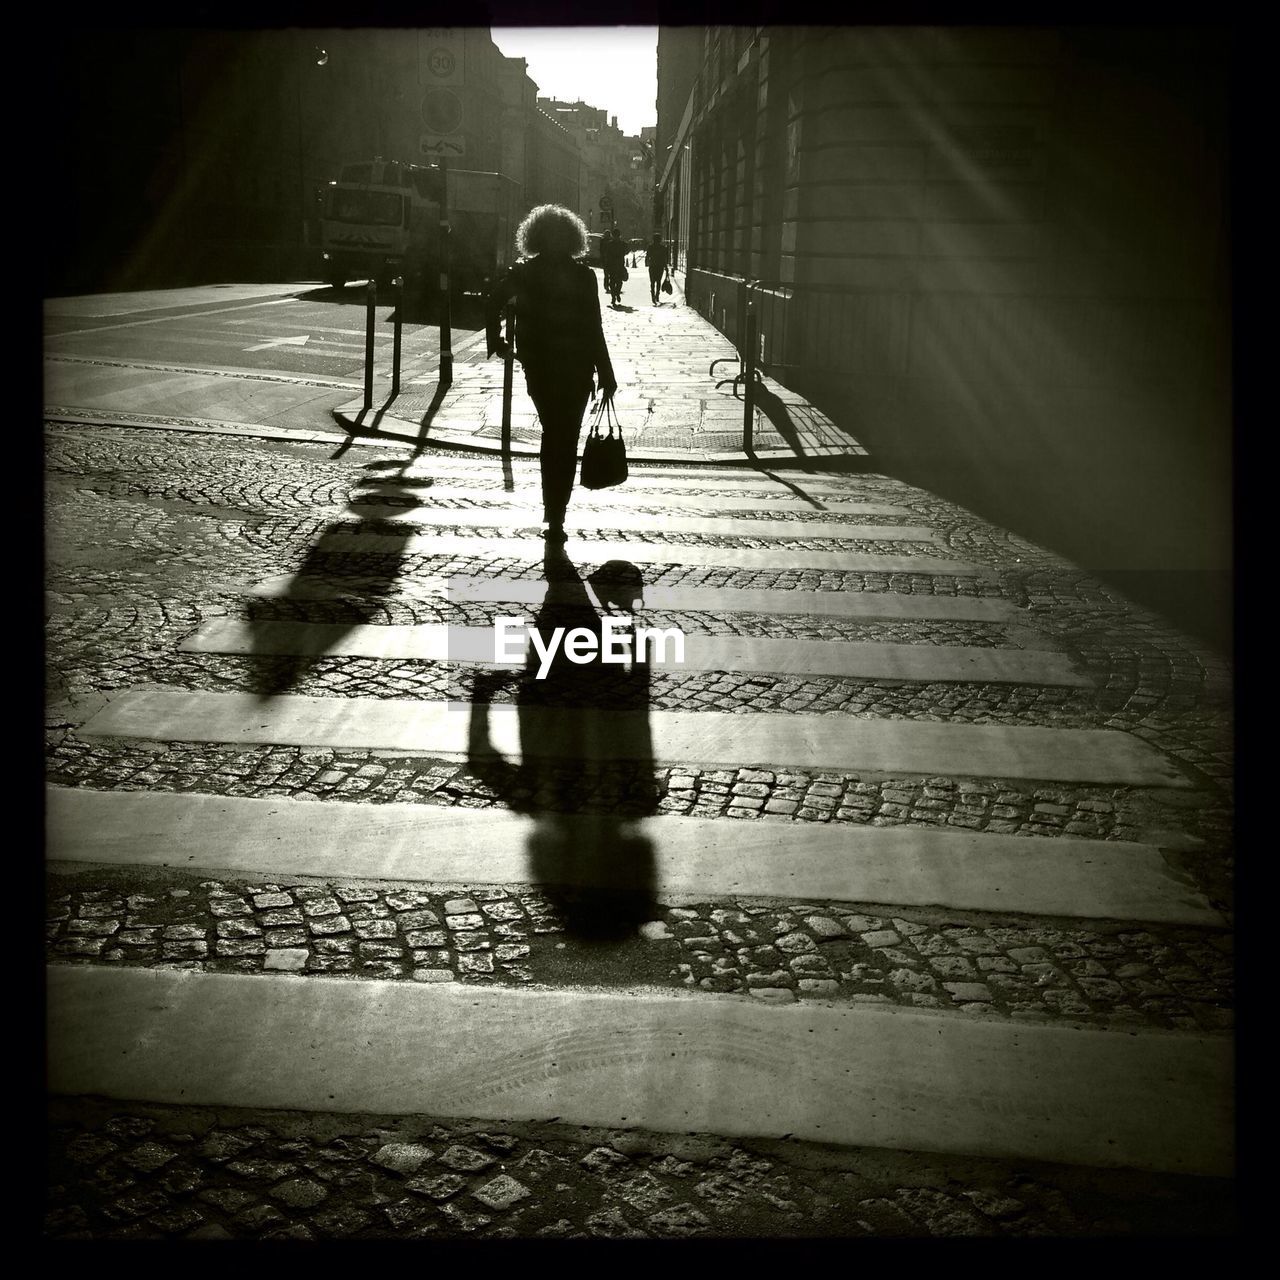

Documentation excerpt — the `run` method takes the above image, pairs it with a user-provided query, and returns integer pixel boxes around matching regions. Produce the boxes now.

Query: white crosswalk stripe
[48,787,1222,925]
[48,965,1232,1175]
[79,689,1186,785]
[249,571,1017,621]
[179,619,1092,686]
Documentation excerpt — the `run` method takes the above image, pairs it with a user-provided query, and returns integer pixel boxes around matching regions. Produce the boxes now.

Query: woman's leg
[531,385,591,529]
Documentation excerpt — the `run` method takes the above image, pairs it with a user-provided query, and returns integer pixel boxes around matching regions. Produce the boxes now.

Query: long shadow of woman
[466,550,658,942]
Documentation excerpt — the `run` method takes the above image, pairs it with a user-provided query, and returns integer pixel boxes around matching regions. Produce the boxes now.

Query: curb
[46,409,875,472]
[328,408,875,470]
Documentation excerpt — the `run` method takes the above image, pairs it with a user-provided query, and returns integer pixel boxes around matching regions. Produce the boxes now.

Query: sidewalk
[333,269,870,467]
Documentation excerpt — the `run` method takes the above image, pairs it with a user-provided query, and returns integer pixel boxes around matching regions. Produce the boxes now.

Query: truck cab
[319,159,443,289]
[319,159,519,298]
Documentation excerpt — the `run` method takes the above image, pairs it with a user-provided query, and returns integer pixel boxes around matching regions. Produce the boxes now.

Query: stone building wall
[659,26,1231,601]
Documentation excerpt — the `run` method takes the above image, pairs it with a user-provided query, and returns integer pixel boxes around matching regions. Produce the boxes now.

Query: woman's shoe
[542,524,568,545]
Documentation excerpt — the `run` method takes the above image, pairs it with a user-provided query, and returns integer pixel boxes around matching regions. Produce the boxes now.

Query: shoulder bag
[580,398,628,489]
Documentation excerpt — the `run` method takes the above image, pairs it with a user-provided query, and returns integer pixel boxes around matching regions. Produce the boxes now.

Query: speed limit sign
[426,47,456,79]
[419,29,463,85]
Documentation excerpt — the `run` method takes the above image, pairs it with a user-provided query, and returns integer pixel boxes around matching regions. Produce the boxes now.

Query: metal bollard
[500,302,516,455]
[363,280,377,411]
[391,276,403,398]
[439,223,453,388]
[743,307,757,453]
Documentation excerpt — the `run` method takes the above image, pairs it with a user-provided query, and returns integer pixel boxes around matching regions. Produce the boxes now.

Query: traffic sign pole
[391,276,403,398]
[363,281,377,412]
[439,159,452,388]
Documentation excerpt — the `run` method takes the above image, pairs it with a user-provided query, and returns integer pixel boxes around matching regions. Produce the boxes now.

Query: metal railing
[706,276,797,450]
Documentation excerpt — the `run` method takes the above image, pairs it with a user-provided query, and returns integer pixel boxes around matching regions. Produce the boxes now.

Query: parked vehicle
[446,168,521,294]
[319,158,520,297]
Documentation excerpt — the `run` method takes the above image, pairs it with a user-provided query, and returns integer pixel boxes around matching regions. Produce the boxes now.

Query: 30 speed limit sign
[419,29,463,85]
[426,47,456,79]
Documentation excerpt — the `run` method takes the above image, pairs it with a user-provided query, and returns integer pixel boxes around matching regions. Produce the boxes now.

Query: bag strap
[602,399,622,438]
[587,397,607,437]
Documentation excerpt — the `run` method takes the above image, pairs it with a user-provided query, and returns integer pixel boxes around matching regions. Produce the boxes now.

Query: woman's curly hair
[516,204,589,259]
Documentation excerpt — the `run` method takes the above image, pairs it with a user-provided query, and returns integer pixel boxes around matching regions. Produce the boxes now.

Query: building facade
[538,98,649,238]
[54,26,584,293]
[656,25,1231,603]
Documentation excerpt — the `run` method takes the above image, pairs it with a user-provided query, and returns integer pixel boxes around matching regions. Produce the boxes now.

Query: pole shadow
[465,551,658,942]
[746,381,809,459]
[245,461,423,699]
[409,380,452,455]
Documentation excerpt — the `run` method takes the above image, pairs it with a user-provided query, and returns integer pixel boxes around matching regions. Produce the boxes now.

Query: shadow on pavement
[466,551,658,942]
[874,444,1233,656]
[245,462,423,699]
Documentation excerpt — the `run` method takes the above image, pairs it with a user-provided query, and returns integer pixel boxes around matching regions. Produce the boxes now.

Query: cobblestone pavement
[45,422,1235,907]
[47,1097,1234,1240]
[48,868,1233,1032]
[45,421,1235,1239]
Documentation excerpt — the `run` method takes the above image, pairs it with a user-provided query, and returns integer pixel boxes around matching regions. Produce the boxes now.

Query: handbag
[661,274,673,295]
[579,398,628,490]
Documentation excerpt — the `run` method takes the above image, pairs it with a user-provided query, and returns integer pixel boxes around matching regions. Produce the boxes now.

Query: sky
[492,27,659,137]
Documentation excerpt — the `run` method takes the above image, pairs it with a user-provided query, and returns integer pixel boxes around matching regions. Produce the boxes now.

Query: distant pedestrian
[486,205,617,544]
[645,233,671,304]
[601,227,627,306]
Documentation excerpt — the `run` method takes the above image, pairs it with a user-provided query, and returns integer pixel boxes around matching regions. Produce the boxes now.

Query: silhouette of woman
[486,205,618,546]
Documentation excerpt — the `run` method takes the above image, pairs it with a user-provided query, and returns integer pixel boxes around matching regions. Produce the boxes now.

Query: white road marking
[248,571,1019,622]
[48,966,1233,1175]
[78,689,1189,786]
[47,786,1222,925]
[45,296,303,338]
[179,620,1091,687]
[243,334,311,353]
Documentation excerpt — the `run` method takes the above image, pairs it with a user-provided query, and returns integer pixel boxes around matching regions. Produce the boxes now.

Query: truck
[319,158,521,299]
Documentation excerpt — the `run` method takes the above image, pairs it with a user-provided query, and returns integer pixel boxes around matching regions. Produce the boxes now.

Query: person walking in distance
[486,205,618,544]
[645,232,670,304]
[601,227,627,306]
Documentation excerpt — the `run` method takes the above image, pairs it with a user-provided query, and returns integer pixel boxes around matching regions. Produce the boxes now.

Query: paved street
[44,275,1234,1239]
[43,280,485,439]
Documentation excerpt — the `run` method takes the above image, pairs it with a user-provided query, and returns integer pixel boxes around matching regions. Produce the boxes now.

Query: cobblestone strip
[321,519,960,557]
[46,872,1232,1032]
[48,647,1111,725]
[46,1099,1234,1239]
[44,736,1232,860]
[349,493,936,529]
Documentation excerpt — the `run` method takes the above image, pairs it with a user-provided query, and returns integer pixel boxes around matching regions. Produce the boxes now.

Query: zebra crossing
[47,450,1231,1187]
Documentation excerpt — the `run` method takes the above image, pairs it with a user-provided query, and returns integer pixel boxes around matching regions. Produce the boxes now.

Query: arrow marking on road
[243,334,311,352]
